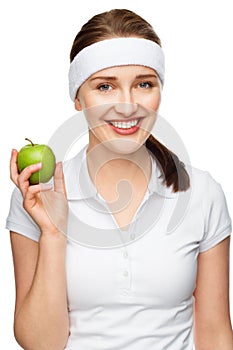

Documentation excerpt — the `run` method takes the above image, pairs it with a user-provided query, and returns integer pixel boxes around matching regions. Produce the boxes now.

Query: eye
[98,84,112,91]
[138,81,153,89]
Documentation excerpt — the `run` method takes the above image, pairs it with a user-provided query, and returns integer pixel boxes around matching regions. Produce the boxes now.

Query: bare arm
[11,232,69,350]
[9,150,69,350]
[194,237,233,349]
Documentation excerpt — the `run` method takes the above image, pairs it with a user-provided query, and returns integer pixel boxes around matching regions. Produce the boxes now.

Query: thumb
[53,162,67,197]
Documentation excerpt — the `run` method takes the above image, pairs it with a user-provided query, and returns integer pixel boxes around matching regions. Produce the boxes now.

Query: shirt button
[122,251,128,259]
[130,233,135,240]
[123,270,129,277]
[122,290,129,296]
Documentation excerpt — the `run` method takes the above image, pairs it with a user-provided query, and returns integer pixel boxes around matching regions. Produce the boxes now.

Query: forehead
[88,65,157,79]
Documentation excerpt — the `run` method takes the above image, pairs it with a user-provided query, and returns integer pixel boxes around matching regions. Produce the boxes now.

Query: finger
[17,163,42,196]
[24,183,53,202]
[17,163,42,184]
[53,162,67,196]
[23,183,53,212]
[10,149,19,185]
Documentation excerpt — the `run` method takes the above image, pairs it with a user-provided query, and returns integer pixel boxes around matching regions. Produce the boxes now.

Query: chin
[103,139,144,155]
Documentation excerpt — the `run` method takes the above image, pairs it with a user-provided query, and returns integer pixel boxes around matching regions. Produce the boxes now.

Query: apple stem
[25,138,34,146]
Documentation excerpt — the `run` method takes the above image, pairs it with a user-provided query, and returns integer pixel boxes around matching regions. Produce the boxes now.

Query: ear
[75,98,82,111]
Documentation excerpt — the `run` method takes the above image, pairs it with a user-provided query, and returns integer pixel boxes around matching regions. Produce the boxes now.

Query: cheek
[77,90,101,109]
[80,96,93,109]
[137,91,161,112]
[148,92,161,111]
[83,89,119,107]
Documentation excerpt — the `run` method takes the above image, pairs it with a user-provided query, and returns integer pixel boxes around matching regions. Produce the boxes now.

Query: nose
[114,102,138,117]
[114,89,138,117]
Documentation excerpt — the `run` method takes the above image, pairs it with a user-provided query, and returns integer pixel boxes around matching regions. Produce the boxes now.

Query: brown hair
[70,9,190,193]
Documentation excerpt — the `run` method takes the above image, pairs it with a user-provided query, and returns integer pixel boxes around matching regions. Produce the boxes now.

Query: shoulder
[185,163,225,198]
[185,163,230,218]
[9,186,24,206]
[183,162,231,229]
[185,164,231,252]
[6,186,41,242]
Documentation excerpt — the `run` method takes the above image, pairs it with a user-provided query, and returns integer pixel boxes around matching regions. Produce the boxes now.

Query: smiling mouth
[105,118,142,129]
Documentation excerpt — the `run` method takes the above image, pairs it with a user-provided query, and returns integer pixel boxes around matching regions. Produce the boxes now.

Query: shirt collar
[63,144,96,200]
[64,144,177,200]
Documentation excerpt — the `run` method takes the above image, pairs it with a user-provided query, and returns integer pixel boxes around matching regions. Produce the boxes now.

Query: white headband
[68,37,165,101]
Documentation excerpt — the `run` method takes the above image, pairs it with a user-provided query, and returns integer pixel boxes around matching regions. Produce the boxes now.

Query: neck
[86,141,151,186]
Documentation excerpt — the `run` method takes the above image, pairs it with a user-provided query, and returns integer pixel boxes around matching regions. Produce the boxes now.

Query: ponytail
[146,134,190,193]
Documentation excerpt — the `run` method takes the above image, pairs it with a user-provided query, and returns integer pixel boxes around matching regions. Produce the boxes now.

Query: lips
[109,118,140,129]
[105,117,143,135]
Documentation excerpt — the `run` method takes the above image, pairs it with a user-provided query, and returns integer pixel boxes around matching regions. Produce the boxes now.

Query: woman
[6,9,233,350]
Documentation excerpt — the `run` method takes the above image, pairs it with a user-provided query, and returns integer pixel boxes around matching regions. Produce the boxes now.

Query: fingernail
[32,162,42,170]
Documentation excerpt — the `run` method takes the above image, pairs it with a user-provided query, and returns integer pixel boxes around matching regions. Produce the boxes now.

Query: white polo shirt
[6,144,232,350]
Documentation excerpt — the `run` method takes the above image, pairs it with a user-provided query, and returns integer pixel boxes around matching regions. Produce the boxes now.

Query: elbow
[13,318,70,350]
[195,324,233,350]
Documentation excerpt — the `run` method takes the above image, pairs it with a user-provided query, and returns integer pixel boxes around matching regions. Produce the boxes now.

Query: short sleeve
[199,172,232,252]
[5,187,41,242]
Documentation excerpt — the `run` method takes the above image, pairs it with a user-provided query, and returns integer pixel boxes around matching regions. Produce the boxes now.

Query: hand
[10,149,68,237]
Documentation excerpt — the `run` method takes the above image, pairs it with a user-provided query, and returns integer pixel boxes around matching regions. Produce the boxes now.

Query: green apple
[17,138,56,185]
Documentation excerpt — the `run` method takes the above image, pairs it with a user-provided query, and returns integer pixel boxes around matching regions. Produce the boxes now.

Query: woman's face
[75,65,161,154]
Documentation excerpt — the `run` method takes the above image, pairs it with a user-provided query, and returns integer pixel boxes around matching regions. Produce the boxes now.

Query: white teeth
[109,119,139,129]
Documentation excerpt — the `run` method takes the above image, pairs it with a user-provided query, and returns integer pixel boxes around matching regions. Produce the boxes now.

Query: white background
[0,0,232,348]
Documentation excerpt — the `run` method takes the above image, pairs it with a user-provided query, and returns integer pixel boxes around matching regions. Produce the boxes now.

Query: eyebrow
[136,74,158,79]
[89,73,158,82]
